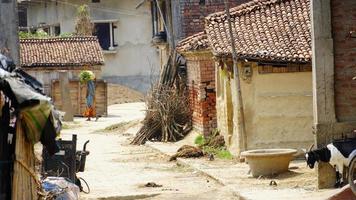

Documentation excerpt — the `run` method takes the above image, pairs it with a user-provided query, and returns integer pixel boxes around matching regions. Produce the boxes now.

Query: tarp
[0,53,60,152]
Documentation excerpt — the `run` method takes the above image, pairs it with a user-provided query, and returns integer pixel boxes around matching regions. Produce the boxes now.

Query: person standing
[80,71,97,121]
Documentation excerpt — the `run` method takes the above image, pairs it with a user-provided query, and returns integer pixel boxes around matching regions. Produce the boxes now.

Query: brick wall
[332,0,356,121]
[186,53,216,136]
[177,0,250,39]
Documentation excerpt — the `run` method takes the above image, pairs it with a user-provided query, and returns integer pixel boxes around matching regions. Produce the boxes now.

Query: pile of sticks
[131,52,192,145]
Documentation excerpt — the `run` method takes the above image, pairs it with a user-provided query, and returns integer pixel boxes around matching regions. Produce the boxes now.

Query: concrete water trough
[241,149,297,177]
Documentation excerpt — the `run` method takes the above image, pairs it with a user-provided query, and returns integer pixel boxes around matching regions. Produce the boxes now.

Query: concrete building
[312,0,356,189]
[178,0,314,156]
[151,0,250,68]
[155,0,250,136]
[20,0,159,93]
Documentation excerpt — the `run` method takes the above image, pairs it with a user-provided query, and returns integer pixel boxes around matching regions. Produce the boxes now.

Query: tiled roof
[20,36,104,67]
[176,32,210,53]
[205,0,311,63]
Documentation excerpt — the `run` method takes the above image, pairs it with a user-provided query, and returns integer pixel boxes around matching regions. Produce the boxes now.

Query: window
[18,5,27,27]
[42,24,61,36]
[54,25,61,36]
[93,21,118,51]
[28,23,61,37]
[92,0,100,3]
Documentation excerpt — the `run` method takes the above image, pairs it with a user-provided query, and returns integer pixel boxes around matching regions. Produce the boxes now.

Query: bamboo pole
[12,121,39,200]
[224,0,248,154]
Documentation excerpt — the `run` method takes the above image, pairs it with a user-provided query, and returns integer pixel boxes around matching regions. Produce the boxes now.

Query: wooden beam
[224,0,247,155]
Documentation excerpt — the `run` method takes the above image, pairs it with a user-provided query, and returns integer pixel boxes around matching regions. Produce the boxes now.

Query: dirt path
[61,103,238,200]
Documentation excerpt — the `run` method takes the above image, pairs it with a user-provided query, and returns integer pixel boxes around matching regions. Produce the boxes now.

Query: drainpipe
[224,0,248,154]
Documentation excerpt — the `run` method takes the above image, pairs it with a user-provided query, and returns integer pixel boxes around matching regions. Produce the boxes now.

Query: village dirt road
[60,103,239,200]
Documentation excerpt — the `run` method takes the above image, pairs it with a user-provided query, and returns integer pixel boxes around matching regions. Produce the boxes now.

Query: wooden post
[0,0,20,63]
[224,0,248,155]
[59,71,74,121]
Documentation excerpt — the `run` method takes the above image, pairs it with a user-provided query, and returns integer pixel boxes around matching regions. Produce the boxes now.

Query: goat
[305,140,356,187]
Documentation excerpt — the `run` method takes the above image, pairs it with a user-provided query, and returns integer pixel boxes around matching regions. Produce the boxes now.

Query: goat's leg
[334,165,341,188]
[339,165,344,187]
[335,171,341,188]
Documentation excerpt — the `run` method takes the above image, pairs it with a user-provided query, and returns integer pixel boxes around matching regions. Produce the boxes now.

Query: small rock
[145,182,162,188]
[269,180,277,186]
[209,154,215,161]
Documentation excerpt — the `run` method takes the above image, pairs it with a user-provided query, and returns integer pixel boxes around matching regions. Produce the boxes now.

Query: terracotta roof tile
[20,36,104,67]
[205,0,311,63]
[177,32,210,53]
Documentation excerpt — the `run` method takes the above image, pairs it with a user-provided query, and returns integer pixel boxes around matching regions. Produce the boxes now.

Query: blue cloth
[86,80,95,107]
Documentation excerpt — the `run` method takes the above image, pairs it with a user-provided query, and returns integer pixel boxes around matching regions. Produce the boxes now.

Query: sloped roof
[176,32,210,53]
[20,36,104,67]
[205,0,311,63]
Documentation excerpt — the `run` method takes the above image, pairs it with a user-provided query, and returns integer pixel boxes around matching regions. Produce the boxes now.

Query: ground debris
[206,135,225,148]
[145,182,162,188]
[169,145,204,161]
[269,180,278,186]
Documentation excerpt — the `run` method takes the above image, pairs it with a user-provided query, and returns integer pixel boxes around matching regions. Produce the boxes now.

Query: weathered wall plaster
[217,62,314,155]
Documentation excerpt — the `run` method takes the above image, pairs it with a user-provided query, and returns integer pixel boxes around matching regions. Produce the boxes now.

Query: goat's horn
[308,144,315,152]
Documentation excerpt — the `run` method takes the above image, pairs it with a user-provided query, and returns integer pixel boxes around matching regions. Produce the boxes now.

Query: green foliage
[19,29,49,39]
[59,32,74,37]
[216,149,233,159]
[19,30,74,39]
[79,70,95,83]
[203,146,233,160]
[194,134,206,146]
[195,129,233,160]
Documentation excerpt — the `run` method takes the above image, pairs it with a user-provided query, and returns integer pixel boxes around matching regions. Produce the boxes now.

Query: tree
[75,5,93,36]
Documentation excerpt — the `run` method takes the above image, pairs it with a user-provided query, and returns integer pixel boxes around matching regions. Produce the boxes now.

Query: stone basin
[241,149,297,177]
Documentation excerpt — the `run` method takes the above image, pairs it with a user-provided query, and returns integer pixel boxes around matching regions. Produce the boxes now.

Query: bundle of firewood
[131,52,192,145]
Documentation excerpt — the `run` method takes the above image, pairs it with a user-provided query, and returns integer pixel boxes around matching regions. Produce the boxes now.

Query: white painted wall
[26,0,159,92]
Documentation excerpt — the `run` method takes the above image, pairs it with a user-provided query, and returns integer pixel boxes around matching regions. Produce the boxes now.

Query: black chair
[42,135,77,182]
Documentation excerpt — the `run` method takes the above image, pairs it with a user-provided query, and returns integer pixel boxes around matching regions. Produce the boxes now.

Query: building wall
[24,67,101,95]
[185,52,216,136]
[217,62,313,155]
[26,0,159,93]
[311,0,356,188]
[171,0,250,41]
[332,0,356,121]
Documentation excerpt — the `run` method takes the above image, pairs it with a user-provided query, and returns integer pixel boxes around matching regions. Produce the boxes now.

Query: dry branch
[131,53,191,145]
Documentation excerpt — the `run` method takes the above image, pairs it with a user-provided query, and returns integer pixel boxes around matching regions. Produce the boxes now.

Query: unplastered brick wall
[332,0,356,121]
[186,53,216,136]
[178,0,250,39]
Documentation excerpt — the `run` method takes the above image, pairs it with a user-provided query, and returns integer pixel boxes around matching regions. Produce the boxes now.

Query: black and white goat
[305,140,356,187]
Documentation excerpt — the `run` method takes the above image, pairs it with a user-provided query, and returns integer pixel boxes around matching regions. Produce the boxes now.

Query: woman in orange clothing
[83,78,97,121]
[80,70,98,121]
